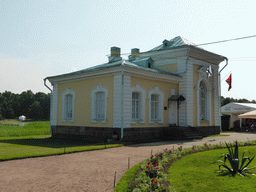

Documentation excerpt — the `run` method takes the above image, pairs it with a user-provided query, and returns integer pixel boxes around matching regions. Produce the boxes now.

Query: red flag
[226,74,232,91]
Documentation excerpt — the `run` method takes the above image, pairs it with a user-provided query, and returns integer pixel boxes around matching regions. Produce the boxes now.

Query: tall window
[65,94,73,120]
[148,87,164,124]
[131,84,146,124]
[132,92,140,119]
[91,85,108,123]
[200,81,207,121]
[95,92,105,119]
[62,88,75,122]
[151,94,159,120]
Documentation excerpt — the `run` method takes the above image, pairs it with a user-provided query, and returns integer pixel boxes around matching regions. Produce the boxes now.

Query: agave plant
[215,141,256,176]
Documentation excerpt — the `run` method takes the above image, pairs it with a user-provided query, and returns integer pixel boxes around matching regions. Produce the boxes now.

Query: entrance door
[169,101,177,126]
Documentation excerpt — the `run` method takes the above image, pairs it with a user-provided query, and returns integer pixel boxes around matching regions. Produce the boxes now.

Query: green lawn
[0,120,124,161]
[168,146,256,192]
[115,163,142,191]
[0,121,50,137]
[0,135,123,161]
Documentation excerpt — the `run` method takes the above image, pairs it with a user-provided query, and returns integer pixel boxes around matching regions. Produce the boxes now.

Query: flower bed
[117,139,256,192]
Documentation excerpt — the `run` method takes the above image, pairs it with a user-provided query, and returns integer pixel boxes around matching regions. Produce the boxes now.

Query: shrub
[215,141,256,176]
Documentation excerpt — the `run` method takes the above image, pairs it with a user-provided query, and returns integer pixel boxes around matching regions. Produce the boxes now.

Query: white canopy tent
[238,110,256,128]
[221,102,256,129]
[238,110,256,119]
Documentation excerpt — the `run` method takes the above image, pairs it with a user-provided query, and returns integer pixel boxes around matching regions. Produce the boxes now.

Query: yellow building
[44,36,227,141]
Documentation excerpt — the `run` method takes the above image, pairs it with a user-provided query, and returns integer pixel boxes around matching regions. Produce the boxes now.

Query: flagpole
[221,71,232,82]
[219,58,228,132]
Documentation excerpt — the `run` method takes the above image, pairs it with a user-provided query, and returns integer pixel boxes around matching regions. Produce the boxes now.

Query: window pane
[151,94,159,120]
[200,81,207,121]
[95,92,105,119]
[66,94,72,119]
[132,92,140,119]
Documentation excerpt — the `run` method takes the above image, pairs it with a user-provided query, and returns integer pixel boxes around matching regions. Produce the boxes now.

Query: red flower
[151,179,154,182]
[152,155,154,157]
[156,163,158,166]
[154,164,157,167]
[147,162,150,165]
[166,148,168,150]
[156,167,158,169]
[145,171,148,173]
[146,166,149,168]
[154,180,158,184]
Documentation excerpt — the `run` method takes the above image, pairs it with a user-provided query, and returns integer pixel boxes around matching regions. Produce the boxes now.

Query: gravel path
[0,133,256,192]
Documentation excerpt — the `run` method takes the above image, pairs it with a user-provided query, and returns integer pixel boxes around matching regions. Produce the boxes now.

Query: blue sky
[1,0,256,100]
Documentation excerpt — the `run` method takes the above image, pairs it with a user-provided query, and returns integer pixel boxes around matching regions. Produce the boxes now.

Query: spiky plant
[215,141,256,176]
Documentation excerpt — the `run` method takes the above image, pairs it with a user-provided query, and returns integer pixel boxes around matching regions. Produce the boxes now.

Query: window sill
[63,119,74,123]
[149,119,163,124]
[151,119,161,121]
[92,119,107,123]
[131,119,144,124]
[94,118,105,121]
[200,120,209,123]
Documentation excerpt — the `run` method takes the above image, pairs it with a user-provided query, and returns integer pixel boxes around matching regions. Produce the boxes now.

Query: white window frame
[148,87,164,124]
[91,85,108,123]
[132,92,140,120]
[197,78,212,125]
[62,88,75,122]
[95,92,105,120]
[131,84,146,124]
[151,94,160,120]
[199,81,207,121]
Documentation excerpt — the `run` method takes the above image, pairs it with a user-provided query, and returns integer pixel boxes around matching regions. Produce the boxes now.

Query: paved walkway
[0,133,256,192]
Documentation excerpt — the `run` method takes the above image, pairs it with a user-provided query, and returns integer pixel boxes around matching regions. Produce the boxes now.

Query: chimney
[131,48,140,57]
[108,46,121,62]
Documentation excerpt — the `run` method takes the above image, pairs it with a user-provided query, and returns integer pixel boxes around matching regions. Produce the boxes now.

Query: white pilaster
[113,74,131,128]
[51,84,58,125]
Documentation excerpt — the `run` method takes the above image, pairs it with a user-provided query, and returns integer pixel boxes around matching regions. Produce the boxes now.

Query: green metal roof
[145,36,226,60]
[45,58,180,80]
[148,36,196,52]
[46,36,225,81]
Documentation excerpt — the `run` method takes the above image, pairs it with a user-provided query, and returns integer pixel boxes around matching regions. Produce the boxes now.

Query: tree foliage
[0,90,50,120]
[221,96,256,107]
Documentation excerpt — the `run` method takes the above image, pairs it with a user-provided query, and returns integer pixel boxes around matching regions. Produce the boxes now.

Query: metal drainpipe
[218,57,228,132]
[44,78,52,134]
[121,61,124,139]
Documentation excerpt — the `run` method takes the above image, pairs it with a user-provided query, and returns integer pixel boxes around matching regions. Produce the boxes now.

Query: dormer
[132,57,154,69]
[162,39,173,48]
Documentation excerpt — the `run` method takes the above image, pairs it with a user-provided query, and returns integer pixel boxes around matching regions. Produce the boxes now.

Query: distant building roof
[221,102,256,114]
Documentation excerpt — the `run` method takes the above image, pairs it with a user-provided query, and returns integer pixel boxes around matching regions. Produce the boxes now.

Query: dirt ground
[0,132,256,192]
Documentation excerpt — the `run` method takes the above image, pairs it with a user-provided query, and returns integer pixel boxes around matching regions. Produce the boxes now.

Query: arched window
[131,84,146,123]
[132,92,140,119]
[95,92,105,119]
[200,81,207,121]
[65,94,73,119]
[151,94,159,120]
[148,87,164,124]
[62,88,75,122]
[91,85,108,123]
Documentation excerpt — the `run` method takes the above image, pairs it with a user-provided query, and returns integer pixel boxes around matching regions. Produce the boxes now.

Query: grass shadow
[217,171,232,177]
[0,137,106,148]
